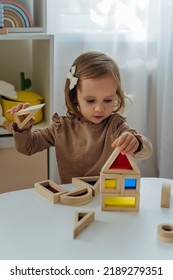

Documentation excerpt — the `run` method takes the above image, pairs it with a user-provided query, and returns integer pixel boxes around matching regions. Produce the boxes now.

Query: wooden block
[73,211,95,238]
[161,181,171,208]
[13,103,45,129]
[101,193,140,212]
[34,180,68,204]
[101,147,140,175]
[100,173,121,193]
[157,223,173,243]
[121,175,140,194]
[60,187,93,206]
[72,176,100,196]
[0,28,8,34]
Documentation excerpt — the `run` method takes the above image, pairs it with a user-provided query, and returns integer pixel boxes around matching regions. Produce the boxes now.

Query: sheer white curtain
[157,0,173,179]
[47,0,173,179]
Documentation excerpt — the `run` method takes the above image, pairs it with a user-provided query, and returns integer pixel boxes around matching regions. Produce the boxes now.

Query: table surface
[0,177,173,260]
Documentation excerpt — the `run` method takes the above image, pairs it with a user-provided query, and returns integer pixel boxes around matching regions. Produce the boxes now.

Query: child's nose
[95,104,104,112]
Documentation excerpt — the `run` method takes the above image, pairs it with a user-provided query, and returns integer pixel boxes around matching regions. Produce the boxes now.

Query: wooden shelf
[0,33,54,138]
[0,1,57,186]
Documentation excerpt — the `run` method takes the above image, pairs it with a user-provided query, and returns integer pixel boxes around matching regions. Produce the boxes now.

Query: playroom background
[0,0,172,191]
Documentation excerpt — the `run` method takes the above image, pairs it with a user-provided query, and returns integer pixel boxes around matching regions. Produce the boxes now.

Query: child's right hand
[6,102,34,130]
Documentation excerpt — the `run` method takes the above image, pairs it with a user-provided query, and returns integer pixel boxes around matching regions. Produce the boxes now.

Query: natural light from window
[90,0,149,41]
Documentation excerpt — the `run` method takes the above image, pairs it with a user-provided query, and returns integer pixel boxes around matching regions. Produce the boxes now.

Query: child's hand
[6,102,34,130]
[7,102,30,115]
[2,120,13,133]
[111,132,140,155]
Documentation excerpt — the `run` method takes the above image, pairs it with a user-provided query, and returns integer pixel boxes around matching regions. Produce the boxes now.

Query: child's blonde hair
[65,51,127,118]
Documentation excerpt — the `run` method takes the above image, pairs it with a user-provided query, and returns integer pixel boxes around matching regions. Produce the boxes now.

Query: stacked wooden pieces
[100,148,141,212]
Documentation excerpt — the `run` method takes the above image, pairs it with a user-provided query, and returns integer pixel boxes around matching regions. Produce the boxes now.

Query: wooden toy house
[100,148,141,211]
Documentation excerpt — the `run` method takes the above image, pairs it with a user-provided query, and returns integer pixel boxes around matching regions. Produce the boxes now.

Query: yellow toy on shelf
[0,80,17,131]
[0,72,44,124]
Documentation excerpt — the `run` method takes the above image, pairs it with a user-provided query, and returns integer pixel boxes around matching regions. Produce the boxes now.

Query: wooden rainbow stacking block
[0,3,8,34]
[100,148,141,212]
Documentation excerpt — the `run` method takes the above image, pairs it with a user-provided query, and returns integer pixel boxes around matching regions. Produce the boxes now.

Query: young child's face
[77,74,117,124]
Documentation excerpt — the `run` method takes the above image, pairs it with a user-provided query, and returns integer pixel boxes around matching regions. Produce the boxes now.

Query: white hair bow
[66,66,78,90]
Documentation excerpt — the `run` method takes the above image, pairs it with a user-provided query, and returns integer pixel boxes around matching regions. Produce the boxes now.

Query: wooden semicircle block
[60,187,93,206]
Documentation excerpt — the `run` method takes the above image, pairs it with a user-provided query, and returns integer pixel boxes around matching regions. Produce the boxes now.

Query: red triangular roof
[101,148,140,175]
[110,153,133,170]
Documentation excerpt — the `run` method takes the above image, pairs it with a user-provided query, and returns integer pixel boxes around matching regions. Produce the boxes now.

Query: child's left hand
[111,132,140,155]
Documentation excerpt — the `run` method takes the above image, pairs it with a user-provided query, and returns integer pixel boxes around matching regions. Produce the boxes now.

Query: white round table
[0,177,172,260]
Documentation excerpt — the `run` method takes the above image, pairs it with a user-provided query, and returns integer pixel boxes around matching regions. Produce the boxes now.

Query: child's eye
[104,99,113,103]
[86,100,95,103]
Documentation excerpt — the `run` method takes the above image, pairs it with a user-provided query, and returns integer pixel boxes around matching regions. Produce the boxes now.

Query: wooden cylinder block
[157,223,173,243]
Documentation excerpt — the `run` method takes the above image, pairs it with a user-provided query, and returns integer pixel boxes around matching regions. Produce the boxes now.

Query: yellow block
[104,179,117,189]
[104,196,136,207]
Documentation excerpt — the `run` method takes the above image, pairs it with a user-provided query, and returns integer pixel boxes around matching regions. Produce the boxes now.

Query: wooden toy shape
[101,193,140,212]
[13,103,45,129]
[121,175,140,194]
[101,147,140,175]
[73,211,95,238]
[72,176,100,196]
[34,180,68,204]
[0,28,8,34]
[157,223,173,243]
[100,173,121,193]
[160,181,171,208]
[60,187,93,206]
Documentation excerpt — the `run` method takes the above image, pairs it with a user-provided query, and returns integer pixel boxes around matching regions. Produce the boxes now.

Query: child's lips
[93,115,104,118]
[93,115,104,121]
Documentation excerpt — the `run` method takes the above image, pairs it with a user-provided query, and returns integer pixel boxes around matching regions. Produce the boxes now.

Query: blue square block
[124,178,137,189]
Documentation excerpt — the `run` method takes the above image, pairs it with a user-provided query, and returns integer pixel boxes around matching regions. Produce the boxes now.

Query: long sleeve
[112,114,153,160]
[13,124,57,155]
[132,133,153,159]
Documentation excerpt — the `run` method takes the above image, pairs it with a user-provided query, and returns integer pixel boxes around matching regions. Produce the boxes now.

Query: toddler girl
[8,51,152,183]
